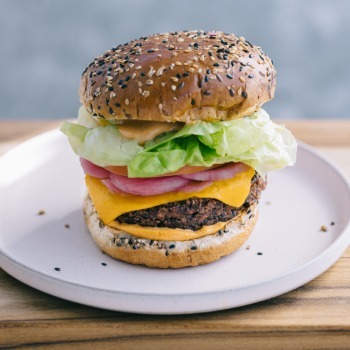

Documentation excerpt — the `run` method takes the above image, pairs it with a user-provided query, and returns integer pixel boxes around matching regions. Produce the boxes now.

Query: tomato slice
[104,164,222,177]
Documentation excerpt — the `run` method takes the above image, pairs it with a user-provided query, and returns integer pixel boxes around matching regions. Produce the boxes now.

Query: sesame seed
[178,82,185,89]
[171,85,177,91]
[216,74,223,82]
[146,79,153,85]
[175,61,182,66]
[143,90,150,97]
[170,76,179,82]
[226,74,233,79]
[161,82,166,87]
[156,66,165,76]
[125,99,129,105]
[237,87,242,95]
[248,74,254,78]
[135,66,142,70]
[239,76,246,83]
[188,67,195,73]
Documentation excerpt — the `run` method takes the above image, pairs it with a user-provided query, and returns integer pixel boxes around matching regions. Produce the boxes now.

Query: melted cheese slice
[85,167,254,240]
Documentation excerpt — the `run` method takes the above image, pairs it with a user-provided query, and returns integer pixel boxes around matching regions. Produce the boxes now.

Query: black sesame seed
[208,51,213,56]
[239,66,243,72]
[169,244,175,249]
[125,75,131,81]
[108,67,112,71]
[176,73,181,79]
[226,74,233,79]
[108,86,114,91]
[115,103,121,107]
[121,84,127,89]
[257,252,263,256]
[331,221,335,226]
[191,98,195,105]
[231,61,235,67]
[191,246,197,250]
[101,262,107,266]
[206,69,211,74]
[229,89,235,97]
[205,75,209,83]
[242,91,248,98]
[213,63,220,67]
[248,74,254,78]
[221,39,228,45]
[109,107,114,114]
[178,82,185,90]
[203,90,211,96]
[54,267,60,271]
[147,49,155,53]
[140,72,145,77]
[249,54,253,58]
[259,55,265,61]
[97,70,103,75]
[198,79,204,89]
[217,48,225,53]
[183,72,189,77]
[118,79,124,85]
[165,251,169,256]
[150,240,154,246]
[193,43,199,48]
[105,98,109,105]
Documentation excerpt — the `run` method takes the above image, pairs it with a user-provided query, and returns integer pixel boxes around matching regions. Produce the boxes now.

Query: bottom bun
[84,195,258,269]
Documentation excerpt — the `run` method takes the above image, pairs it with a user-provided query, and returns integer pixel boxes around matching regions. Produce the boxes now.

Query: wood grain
[0,120,350,349]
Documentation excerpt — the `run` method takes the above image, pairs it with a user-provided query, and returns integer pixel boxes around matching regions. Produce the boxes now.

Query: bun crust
[84,195,258,268]
[80,30,276,123]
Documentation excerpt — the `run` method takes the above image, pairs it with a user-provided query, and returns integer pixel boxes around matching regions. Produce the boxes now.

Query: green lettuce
[60,108,297,178]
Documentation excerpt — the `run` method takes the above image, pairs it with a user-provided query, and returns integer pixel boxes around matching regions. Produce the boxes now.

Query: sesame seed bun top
[79,30,276,123]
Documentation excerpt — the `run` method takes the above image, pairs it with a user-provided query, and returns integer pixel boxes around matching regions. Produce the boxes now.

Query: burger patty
[116,173,266,231]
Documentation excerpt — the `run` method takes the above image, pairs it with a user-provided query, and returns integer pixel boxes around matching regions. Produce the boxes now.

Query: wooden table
[1,120,350,349]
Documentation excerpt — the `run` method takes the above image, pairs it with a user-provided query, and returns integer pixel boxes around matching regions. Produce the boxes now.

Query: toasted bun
[84,195,257,268]
[80,30,276,123]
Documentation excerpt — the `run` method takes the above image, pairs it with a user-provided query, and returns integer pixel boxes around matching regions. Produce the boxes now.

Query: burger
[60,30,297,268]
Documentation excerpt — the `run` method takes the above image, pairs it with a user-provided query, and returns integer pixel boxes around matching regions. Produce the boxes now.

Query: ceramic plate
[1,130,350,314]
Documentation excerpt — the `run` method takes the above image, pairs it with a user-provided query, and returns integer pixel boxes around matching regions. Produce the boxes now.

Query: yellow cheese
[86,167,254,241]
[109,221,229,241]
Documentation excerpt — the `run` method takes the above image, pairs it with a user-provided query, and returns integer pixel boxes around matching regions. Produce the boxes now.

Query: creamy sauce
[109,220,229,241]
[118,120,184,145]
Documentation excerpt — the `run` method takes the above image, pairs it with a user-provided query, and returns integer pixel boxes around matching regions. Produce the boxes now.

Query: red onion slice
[80,158,110,179]
[101,179,125,194]
[109,173,191,196]
[181,162,249,181]
[178,180,213,193]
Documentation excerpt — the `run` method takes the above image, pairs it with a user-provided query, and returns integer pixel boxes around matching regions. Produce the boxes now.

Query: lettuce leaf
[60,122,143,166]
[60,108,297,178]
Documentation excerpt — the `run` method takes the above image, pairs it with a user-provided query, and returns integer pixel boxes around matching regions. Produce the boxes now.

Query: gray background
[1,0,350,120]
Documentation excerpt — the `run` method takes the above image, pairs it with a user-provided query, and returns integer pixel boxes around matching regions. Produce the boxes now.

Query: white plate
[1,130,350,315]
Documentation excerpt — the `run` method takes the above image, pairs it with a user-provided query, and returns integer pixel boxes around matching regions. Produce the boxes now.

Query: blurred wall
[1,0,350,120]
